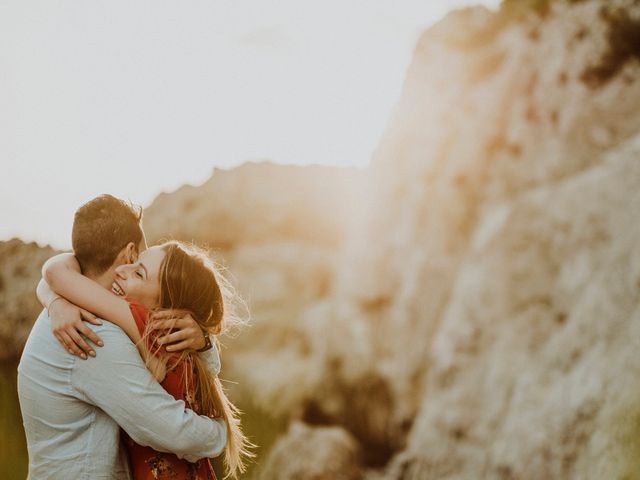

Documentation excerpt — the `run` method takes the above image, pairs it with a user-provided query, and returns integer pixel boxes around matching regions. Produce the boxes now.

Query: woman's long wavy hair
[142,240,254,479]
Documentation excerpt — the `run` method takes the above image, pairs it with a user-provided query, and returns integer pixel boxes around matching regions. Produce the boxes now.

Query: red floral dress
[123,298,217,480]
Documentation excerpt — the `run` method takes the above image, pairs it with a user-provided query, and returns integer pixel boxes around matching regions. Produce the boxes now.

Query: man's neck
[86,268,115,291]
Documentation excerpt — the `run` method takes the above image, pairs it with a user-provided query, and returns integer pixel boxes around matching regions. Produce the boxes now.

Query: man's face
[106,230,148,286]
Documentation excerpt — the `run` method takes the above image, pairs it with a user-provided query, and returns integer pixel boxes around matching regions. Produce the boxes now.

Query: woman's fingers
[66,329,92,359]
[53,332,69,353]
[151,309,189,321]
[75,321,103,350]
[165,339,192,352]
[78,310,104,347]
[148,318,179,331]
[150,319,196,333]
[58,331,85,358]
[158,329,190,346]
[80,308,102,326]
[151,310,174,320]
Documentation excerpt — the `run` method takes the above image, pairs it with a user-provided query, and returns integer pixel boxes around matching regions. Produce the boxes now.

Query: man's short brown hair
[72,194,144,275]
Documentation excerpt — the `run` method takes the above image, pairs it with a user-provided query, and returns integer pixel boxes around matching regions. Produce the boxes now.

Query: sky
[0,0,500,249]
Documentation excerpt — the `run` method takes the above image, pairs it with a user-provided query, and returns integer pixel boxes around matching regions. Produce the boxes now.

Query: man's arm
[71,324,227,461]
[200,339,221,376]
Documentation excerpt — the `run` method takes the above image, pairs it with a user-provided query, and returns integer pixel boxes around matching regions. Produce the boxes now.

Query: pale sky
[0,0,500,249]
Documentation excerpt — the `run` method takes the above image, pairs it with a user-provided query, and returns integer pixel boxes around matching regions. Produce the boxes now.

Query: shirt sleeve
[198,336,221,376]
[71,323,227,462]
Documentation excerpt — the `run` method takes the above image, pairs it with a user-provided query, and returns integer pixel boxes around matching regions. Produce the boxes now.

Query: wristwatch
[197,333,213,353]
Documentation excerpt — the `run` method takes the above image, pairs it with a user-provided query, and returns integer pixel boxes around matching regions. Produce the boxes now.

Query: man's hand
[149,310,206,352]
[49,298,104,359]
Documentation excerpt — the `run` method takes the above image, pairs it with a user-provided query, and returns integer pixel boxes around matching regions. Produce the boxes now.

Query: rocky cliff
[202,1,638,478]
[142,2,640,477]
[277,1,639,478]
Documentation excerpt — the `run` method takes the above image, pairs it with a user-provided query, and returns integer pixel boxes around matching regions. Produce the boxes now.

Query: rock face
[325,1,640,478]
[168,1,636,478]
[141,1,640,478]
[257,422,362,480]
[0,239,57,362]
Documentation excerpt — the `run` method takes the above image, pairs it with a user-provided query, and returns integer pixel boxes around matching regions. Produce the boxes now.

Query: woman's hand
[148,310,206,352]
[49,298,103,359]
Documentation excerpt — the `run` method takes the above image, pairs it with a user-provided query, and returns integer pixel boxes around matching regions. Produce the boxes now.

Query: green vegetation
[211,396,287,479]
[611,403,640,479]
[0,363,28,480]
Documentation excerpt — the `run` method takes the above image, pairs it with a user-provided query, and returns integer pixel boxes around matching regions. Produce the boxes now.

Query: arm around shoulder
[42,253,140,343]
[42,253,81,287]
[71,325,227,460]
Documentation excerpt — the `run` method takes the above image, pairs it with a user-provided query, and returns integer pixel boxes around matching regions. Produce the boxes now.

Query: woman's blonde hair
[142,240,254,479]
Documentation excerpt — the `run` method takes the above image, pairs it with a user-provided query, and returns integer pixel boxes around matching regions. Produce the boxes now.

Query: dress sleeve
[128,299,181,365]
[126,298,148,338]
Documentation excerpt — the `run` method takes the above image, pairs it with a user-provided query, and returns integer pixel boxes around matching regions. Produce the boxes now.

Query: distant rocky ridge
[3,0,640,478]
[143,161,366,250]
[0,239,57,362]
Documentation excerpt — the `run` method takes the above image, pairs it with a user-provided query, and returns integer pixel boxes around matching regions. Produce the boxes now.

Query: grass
[0,362,28,480]
[610,403,640,479]
[211,396,288,479]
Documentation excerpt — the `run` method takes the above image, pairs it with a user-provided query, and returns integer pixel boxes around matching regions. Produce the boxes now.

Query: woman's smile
[112,246,165,310]
[111,280,126,297]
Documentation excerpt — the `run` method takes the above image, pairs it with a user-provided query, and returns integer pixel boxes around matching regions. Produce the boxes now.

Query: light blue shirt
[17,309,226,479]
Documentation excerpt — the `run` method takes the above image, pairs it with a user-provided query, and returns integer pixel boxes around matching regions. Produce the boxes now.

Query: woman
[43,240,253,479]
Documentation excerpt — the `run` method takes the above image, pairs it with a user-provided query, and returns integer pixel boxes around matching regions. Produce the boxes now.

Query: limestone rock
[258,421,362,480]
[346,0,640,477]
[140,2,640,477]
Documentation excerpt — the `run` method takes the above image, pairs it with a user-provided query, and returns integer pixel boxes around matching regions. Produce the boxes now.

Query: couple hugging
[17,194,253,479]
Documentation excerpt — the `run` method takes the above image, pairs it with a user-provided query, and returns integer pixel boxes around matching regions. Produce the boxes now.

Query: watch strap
[197,333,213,352]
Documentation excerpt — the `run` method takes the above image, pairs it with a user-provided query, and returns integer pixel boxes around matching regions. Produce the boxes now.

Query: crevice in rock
[581,6,640,88]
[301,375,400,469]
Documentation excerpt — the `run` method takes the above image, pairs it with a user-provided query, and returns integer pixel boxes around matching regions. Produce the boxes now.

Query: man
[18,194,225,479]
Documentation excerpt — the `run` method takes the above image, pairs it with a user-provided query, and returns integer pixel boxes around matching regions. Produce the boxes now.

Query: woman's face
[111,245,166,310]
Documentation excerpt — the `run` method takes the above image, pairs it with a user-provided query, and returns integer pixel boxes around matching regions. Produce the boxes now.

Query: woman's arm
[42,253,141,344]
[36,277,61,310]
[37,277,104,359]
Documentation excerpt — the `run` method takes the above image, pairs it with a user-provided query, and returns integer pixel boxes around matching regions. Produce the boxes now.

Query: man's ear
[123,242,139,264]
